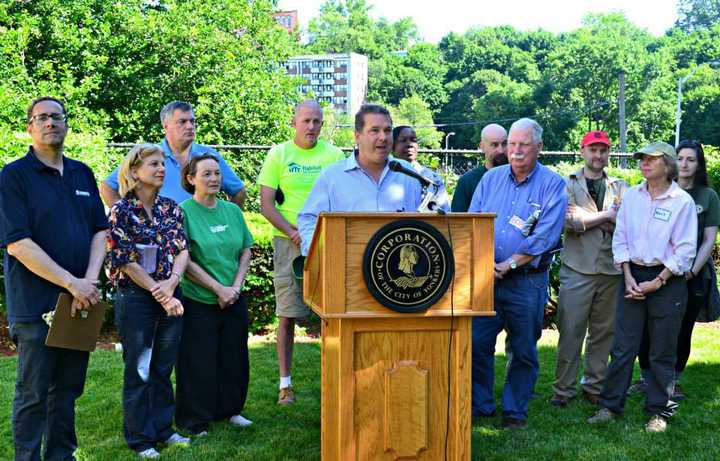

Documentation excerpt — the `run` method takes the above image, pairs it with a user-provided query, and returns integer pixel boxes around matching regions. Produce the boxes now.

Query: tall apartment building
[285,53,368,115]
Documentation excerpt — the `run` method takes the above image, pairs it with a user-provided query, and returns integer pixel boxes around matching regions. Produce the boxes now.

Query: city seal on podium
[363,219,455,313]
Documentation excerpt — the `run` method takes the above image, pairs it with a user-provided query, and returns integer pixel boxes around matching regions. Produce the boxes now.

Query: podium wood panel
[321,316,471,461]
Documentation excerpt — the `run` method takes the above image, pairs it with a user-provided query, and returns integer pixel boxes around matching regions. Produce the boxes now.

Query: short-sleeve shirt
[451,166,488,212]
[180,199,254,304]
[257,140,345,238]
[0,148,109,323]
[107,191,187,287]
[104,139,245,204]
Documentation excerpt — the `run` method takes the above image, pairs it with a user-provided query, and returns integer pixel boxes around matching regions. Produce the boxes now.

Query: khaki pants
[553,265,620,398]
[272,236,308,318]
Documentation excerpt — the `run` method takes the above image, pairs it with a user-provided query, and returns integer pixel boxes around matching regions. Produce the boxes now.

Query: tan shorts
[272,236,309,318]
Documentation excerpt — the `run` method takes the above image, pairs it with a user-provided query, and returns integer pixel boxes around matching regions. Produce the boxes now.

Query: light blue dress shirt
[297,154,426,255]
[468,162,567,266]
[104,139,245,204]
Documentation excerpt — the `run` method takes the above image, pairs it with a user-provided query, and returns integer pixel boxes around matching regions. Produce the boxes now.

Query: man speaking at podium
[468,118,567,429]
[298,104,447,255]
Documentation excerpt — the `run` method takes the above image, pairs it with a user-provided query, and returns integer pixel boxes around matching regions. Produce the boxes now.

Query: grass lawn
[1,325,718,460]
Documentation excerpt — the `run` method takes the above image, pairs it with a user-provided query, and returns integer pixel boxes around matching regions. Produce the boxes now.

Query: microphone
[388,160,437,187]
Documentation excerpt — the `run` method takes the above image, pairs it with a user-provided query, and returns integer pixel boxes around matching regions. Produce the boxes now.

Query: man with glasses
[100,101,247,207]
[0,97,109,460]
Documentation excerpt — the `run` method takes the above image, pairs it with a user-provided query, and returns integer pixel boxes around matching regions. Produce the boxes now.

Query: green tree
[676,0,720,31]
[390,95,443,148]
[3,0,300,144]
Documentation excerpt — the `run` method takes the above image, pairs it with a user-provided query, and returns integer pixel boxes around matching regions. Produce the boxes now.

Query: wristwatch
[508,258,518,270]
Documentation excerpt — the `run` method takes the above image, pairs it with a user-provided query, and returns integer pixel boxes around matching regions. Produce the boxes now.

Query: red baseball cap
[581,130,611,148]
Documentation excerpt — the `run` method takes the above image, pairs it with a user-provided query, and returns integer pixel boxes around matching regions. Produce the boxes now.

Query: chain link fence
[107,143,634,211]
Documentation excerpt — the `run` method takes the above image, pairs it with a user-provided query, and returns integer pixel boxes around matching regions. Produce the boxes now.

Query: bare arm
[7,238,100,308]
[84,230,108,281]
[120,262,159,291]
[230,188,247,210]
[260,185,299,245]
[185,247,252,308]
[99,181,121,208]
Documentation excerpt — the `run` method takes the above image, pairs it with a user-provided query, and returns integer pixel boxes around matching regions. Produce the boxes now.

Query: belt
[510,264,550,275]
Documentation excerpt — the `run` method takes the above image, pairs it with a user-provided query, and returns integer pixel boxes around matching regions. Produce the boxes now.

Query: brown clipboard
[45,293,108,352]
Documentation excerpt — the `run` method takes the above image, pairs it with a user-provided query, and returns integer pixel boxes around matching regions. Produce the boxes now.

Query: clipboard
[45,293,108,352]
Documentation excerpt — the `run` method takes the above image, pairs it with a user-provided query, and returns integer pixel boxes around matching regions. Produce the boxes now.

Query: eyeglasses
[29,113,67,124]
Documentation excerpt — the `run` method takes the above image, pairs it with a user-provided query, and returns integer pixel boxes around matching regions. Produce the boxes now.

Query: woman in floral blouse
[107,143,190,459]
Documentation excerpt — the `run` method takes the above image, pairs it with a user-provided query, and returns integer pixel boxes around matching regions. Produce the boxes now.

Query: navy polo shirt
[0,147,109,323]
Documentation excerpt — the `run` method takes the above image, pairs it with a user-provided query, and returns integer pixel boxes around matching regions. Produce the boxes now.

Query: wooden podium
[303,213,495,461]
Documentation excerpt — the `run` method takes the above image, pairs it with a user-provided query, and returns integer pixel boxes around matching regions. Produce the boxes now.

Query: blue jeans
[115,285,182,452]
[10,321,89,461]
[472,271,548,420]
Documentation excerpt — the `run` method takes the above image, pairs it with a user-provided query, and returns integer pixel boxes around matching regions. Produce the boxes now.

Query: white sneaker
[193,430,208,437]
[164,432,190,445]
[138,448,160,459]
[229,414,253,427]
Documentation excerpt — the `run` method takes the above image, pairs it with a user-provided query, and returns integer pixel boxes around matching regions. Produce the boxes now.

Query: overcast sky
[277,0,679,43]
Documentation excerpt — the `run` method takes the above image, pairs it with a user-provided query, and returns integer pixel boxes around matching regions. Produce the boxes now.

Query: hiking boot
[278,386,295,405]
[549,393,574,407]
[626,378,647,396]
[581,390,601,405]
[587,407,619,424]
[645,415,667,433]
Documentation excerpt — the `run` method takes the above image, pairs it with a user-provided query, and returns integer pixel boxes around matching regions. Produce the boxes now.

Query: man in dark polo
[0,97,108,461]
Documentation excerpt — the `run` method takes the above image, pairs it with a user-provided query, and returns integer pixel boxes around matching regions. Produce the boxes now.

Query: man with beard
[391,125,449,210]
[551,131,628,407]
[100,101,247,208]
[468,118,567,428]
[0,97,108,460]
[297,104,426,256]
[451,123,508,212]
[258,100,345,405]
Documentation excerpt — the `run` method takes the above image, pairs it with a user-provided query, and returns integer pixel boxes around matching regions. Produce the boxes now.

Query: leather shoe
[501,417,528,429]
[549,393,573,407]
[582,390,601,405]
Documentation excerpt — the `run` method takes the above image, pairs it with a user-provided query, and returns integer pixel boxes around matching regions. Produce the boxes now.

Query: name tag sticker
[509,215,526,231]
[653,207,672,222]
[75,190,90,197]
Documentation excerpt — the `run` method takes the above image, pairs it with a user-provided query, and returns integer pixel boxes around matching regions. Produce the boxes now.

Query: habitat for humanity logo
[287,162,322,174]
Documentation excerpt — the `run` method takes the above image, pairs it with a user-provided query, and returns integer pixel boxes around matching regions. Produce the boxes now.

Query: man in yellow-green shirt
[258,100,345,405]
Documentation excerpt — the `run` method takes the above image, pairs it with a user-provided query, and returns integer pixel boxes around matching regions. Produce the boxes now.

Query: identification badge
[509,215,526,231]
[653,207,672,222]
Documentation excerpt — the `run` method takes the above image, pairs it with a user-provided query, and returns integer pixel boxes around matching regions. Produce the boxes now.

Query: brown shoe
[549,393,574,407]
[278,386,295,405]
[501,417,528,429]
[582,390,601,405]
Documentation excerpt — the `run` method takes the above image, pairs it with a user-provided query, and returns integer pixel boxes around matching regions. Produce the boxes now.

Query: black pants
[599,264,686,416]
[175,296,250,433]
[10,322,89,461]
[638,275,709,374]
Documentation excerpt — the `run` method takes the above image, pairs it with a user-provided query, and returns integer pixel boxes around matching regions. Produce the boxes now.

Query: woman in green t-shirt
[632,140,720,401]
[175,154,255,435]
